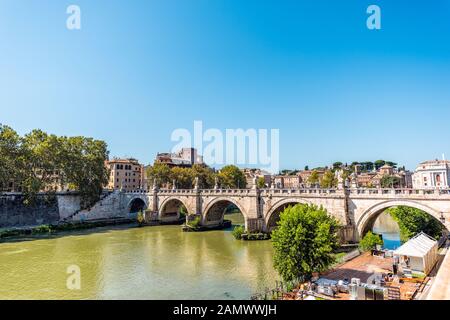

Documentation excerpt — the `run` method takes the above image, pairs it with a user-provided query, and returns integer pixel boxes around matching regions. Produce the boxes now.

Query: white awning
[393,232,437,258]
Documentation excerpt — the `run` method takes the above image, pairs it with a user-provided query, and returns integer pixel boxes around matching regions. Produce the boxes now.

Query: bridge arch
[356,200,446,239]
[203,197,247,227]
[158,197,190,222]
[265,199,311,232]
[128,197,148,213]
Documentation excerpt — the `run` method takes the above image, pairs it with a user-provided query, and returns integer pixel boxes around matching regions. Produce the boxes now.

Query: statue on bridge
[194,176,199,190]
[214,176,219,190]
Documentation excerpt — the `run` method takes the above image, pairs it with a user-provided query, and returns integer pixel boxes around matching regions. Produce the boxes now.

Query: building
[412,159,450,189]
[106,158,145,191]
[355,164,413,188]
[155,148,203,168]
[272,175,303,189]
[297,169,326,187]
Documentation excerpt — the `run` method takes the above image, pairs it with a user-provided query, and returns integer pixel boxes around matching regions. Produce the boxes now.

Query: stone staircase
[62,190,117,222]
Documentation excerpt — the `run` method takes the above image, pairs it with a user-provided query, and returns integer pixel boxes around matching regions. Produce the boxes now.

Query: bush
[137,210,145,226]
[31,224,54,234]
[232,225,245,240]
[188,216,201,228]
[359,231,383,252]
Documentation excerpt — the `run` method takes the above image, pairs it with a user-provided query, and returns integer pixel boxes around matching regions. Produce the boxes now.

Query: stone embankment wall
[0,192,129,228]
[0,194,60,228]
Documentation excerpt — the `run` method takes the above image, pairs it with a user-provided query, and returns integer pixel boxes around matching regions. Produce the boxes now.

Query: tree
[374,160,386,170]
[332,162,343,170]
[0,125,23,191]
[170,166,194,189]
[271,204,341,282]
[388,206,443,242]
[218,165,246,188]
[320,170,337,188]
[146,162,171,187]
[304,165,309,171]
[385,161,397,168]
[58,136,109,209]
[307,170,320,187]
[190,164,216,188]
[359,231,383,251]
[257,176,266,188]
[380,175,402,188]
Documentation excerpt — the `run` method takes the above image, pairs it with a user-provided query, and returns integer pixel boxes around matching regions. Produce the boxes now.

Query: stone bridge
[119,186,450,242]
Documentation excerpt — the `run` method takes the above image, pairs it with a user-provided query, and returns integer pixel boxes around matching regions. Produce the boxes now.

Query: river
[0,213,278,300]
[372,211,402,250]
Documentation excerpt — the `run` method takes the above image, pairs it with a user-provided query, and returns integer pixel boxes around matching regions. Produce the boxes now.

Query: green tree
[0,125,23,191]
[332,162,343,169]
[307,170,320,186]
[388,206,443,242]
[146,162,171,187]
[59,136,109,209]
[170,166,194,189]
[1,125,109,208]
[218,165,246,188]
[385,161,397,168]
[374,160,386,170]
[359,231,383,251]
[320,170,337,188]
[380,175,402,188]
[304,165,309,171]
[271,204,341,282]
[257,176,266,188]
[191,164,216,188]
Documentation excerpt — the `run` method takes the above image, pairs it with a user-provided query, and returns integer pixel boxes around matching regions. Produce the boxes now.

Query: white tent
[393,232,438,275]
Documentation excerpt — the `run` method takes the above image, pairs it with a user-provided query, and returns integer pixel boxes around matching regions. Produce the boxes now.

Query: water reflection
[372,211,402,250]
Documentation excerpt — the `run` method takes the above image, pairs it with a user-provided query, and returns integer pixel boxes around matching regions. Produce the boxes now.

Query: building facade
[413,160,450,189]
[155,148,203,168]
[106,158,145,191]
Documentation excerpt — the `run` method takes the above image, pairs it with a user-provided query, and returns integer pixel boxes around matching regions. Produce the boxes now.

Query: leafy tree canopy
[271,204,341,282]
[387,206,443,242]
[359,231,383,251]
[218,165,246,188]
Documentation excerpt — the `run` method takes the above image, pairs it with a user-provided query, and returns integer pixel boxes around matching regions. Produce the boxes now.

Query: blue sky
[1,0,450,171]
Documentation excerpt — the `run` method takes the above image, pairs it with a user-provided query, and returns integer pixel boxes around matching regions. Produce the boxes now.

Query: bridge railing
[122,187,450,197]
[348,188,450,196]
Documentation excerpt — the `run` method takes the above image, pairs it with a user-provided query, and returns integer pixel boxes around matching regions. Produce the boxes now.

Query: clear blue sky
[1,0,450,171]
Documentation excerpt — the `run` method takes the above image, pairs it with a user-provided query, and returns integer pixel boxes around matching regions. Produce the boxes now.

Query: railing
[348,188,450,196]
[121,187,450,197]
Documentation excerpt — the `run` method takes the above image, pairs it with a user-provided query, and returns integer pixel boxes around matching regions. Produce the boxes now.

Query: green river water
[0,213,278,300]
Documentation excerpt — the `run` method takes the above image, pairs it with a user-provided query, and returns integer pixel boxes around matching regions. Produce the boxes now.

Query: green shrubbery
[232,225,245,239]
[137,210,145,226]
[359,231,383,251]
[188,216,201,228]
